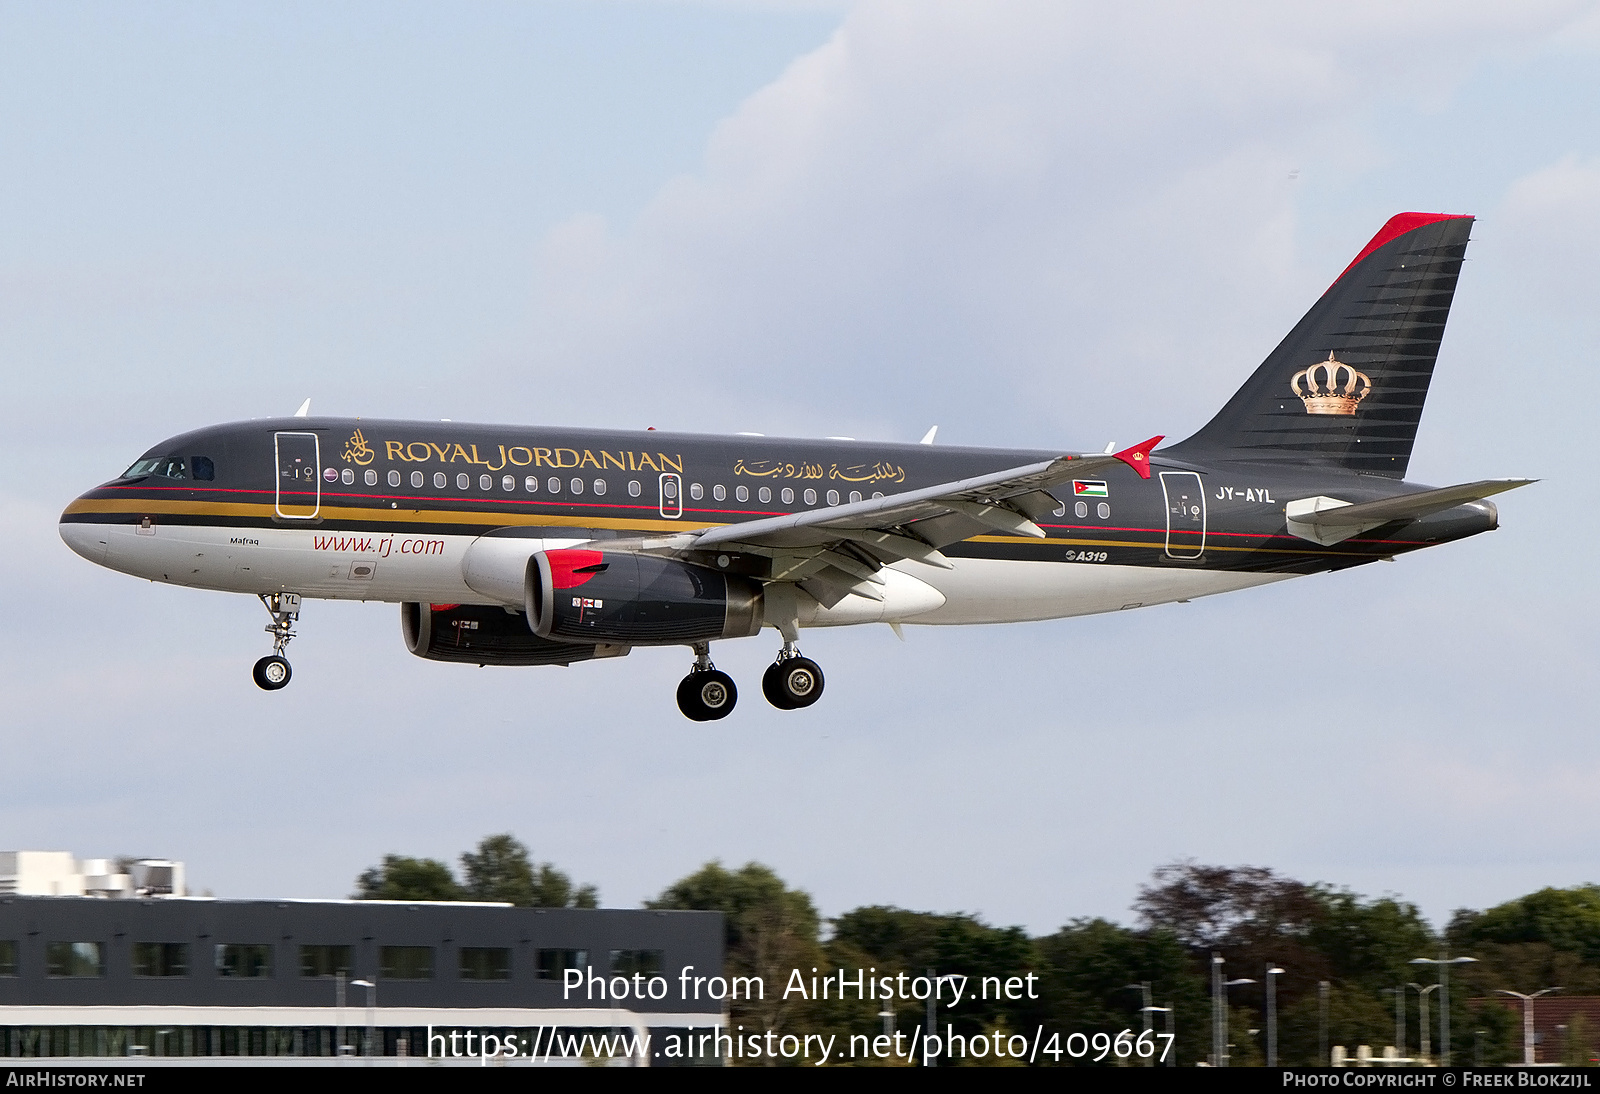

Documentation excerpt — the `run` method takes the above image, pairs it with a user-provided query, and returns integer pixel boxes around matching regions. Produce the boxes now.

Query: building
[0,895,725,1064]
[0,853,184,900]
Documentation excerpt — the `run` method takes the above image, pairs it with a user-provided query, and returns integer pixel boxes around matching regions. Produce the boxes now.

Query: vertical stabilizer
[1167,213,1473,478]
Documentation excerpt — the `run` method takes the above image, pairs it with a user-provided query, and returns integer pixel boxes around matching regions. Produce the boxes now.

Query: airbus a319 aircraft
[61,212,1530,719]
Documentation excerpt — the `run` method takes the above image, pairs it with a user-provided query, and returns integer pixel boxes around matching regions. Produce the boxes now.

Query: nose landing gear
[676,642,737,721]
[762,644,824,710]
[253,592,301,692]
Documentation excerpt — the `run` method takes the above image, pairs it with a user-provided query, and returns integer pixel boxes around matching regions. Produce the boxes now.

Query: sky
[3,0,1598,936]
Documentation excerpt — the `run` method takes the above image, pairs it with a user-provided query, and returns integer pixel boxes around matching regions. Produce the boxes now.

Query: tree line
[354,843,1600,1066]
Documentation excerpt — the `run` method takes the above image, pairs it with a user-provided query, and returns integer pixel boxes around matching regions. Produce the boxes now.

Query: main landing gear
[674,641,826,720]
[677,643,737,721]
[253,592,301,692]
[762,644,824,710]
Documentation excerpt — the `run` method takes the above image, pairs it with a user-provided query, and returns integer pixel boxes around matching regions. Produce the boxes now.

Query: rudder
[1167,212,1474,478]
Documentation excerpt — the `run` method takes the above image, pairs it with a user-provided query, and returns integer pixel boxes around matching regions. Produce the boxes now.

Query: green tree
[649,861,824,1055]
[353,855,462,901]
[459,833,598,908]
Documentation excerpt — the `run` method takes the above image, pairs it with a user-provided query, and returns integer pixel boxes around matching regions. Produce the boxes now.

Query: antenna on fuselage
[919,426,938,445]
[293,398,312,418]
[1104,441,1116,454]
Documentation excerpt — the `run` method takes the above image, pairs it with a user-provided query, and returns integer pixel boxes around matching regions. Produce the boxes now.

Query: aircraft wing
[671,437,1162,607]
[1284,478,1535,546]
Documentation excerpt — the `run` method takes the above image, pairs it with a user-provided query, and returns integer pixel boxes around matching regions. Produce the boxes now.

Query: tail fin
[1167,212,1474,478]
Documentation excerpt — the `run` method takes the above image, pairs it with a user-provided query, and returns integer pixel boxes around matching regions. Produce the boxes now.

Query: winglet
[1113,436,1163,479]
[294,398,312,418]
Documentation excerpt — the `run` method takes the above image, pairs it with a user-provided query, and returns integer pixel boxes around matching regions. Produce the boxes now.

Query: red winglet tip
[1113,435,1163,479]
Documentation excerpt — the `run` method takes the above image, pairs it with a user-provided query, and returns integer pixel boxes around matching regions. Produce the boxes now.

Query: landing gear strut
[253,592,301,691]
[676,642,737,721]
[762,643,824,710]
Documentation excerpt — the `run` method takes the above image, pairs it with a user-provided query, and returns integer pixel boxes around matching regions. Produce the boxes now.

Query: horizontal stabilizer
[1285,478,1533,545]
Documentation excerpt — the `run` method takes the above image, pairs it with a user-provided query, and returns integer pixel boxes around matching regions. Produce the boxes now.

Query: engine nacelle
[527,549,763,645]
[401,602,628,666]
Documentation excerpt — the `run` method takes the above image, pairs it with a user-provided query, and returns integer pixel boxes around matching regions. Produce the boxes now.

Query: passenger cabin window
[780,488,793,504]
[460,947,512,981]
[689,483,704,501]
[365,469,378,486]
[628,480,641,497]
[502,475,515,491]
[191,457,215,481]
[390,471,402,488]
[593,479,606,496]
[570,478,584,495]
[479,474,492,490]
[803,489,817,505]
[46,942,104,978]
[827,490,840,505]
[456,473,470,490]
[132,942,188,977]
[216,944,273,978]
[433,473,447,489]
[380,946,433,980]
[412,471,425,488]
[526,476,539,492]
[759,487,771,504]
[0,940,15,976]
[736,486,749,503]
[547,477,560,494]
[341,468,355,485]
[712,485,726,502]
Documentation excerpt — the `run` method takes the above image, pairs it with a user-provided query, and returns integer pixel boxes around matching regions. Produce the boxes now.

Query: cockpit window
[123,456,187,480]
[191,457,215,481]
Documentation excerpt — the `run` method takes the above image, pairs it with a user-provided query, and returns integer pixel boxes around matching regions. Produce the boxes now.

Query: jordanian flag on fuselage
[1073,481,1108,497]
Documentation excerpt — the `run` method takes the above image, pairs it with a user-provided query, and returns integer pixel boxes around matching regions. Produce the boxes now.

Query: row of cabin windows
[0,941,657,983]
[326,467,894,509]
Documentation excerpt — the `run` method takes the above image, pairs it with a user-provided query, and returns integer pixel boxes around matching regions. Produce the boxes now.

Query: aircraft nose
[59,502,110,564]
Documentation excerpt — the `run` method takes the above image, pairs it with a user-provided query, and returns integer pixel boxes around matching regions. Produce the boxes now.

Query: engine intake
[401,602,627,666]
[527,549,763,645]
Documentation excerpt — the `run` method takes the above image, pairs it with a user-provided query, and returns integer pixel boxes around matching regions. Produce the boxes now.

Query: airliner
[60,212,1530,719]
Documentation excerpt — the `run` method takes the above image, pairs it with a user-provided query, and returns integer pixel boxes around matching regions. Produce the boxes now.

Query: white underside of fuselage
[61,521,1295,632]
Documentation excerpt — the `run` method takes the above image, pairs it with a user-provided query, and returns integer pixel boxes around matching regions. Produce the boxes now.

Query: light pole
[1211,955,1254,1066]
[1143,1006,1175,1067]
[351,978,377,1060]
[1222,976,1256,1066]
[1125,982,1153,1066]
[1266,966,1285,1066]
[1411,953,1478,1066]
[1382,987,1405,1058]
[1319,981,1330,1065]
[1410,983,1439,1063]
[1497,987,1561,1065]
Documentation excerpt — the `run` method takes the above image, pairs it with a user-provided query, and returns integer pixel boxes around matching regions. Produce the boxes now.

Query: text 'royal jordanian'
[61,213,1531,720]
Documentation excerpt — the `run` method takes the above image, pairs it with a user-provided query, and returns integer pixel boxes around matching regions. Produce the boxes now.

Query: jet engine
[401,602,627,666]
[527,549,763,645]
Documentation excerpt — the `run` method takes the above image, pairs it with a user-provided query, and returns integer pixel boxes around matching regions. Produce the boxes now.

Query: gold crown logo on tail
[1291,352,1371,415]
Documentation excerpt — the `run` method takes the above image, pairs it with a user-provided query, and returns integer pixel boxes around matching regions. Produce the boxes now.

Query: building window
[299,945,353,978]
[526,476,539,492]
[132,942,188,977]
[536,949,589,981]
[593,479,606,496]
[46,942,104,978]
[380,946,434,980]
[460,947,512,981]
[628,480,641,497]
[479,474,493,490]
[0,941,16,976]
[712,484,726,502]
[433,472,447,489]
[191,456,215,481]
[758,487,771,504]
[215,944,273,978]
[609,949,664,977]
[689,483,703,501]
